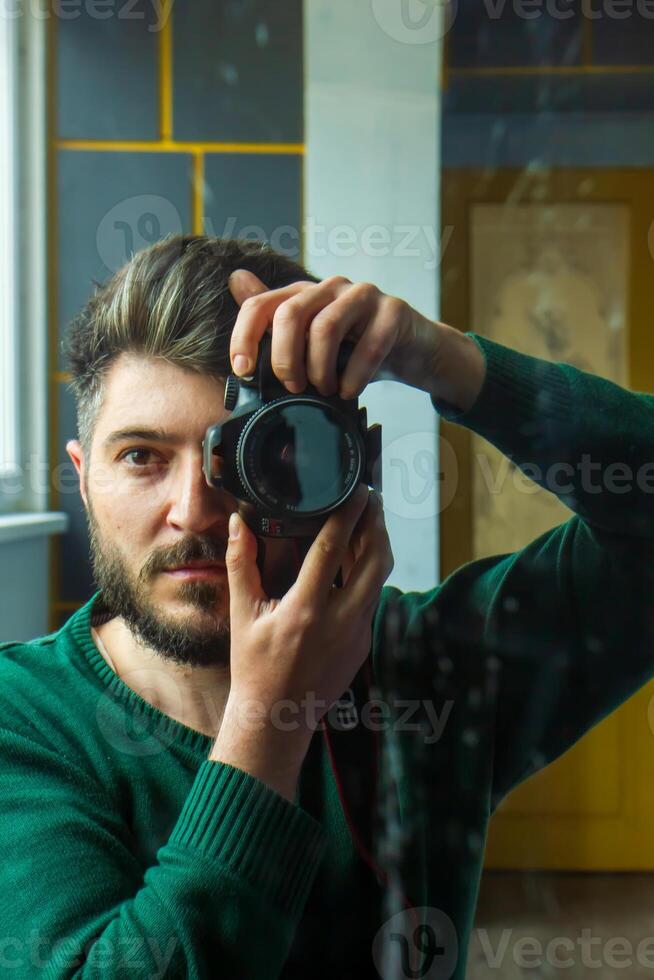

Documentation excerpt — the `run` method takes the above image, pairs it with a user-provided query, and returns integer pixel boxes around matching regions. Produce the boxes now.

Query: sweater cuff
[430,332,572,430]
[169,759,327,920]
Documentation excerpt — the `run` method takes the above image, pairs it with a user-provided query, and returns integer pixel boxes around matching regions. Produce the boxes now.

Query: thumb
[228,269,270,307]
[224,512,267,621]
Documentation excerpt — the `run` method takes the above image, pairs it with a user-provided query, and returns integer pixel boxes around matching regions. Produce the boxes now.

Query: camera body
[202,332,382,540]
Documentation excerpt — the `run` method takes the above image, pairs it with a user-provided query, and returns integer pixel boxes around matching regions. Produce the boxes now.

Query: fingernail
[233,355,250,375]
[229,512,240,539]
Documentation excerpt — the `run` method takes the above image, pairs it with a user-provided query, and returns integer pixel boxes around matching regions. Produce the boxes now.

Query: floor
[466,873,654,979]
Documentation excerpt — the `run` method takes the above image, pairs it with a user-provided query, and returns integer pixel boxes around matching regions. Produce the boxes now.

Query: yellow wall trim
[56,140,305,154]
[192,152,204,235]
[449,64,654,77]
[159,0,173,140]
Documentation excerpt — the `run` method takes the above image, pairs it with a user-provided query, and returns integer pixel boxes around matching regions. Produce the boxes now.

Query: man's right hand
[208,483,394,801]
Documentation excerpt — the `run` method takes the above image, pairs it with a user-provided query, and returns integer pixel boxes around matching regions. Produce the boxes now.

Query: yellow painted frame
[440,168,654,869]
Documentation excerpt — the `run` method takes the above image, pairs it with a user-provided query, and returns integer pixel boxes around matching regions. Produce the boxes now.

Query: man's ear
[66,439,88,509]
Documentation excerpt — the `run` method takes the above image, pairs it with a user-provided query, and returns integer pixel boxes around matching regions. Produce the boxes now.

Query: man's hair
[63,234,320,461]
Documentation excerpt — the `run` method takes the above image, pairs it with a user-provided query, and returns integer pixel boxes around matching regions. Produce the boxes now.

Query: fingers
[290,483,370,607]
[228,274,407,402]
[333,295,410,400]
[224,512,268,623]
[303,282,379,397]
[228,278,320,379]
[270,278,357,395]
[228,270,270,307]
[333,492,394,618]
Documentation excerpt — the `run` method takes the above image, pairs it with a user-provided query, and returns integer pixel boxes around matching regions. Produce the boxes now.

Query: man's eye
[120,448,161,468]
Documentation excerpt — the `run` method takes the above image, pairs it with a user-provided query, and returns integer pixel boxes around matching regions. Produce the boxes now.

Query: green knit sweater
[1,334,653,979]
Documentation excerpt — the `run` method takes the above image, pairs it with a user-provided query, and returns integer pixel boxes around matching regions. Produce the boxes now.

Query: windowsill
[0,511,69,545]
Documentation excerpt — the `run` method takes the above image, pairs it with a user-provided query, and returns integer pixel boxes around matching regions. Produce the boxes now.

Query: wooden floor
[466,873,654,978]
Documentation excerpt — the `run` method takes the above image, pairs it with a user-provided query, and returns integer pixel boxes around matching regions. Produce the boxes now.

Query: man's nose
[165,455,233,534]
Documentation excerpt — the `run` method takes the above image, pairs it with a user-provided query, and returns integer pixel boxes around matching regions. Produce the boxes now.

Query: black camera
[202,331,382,548]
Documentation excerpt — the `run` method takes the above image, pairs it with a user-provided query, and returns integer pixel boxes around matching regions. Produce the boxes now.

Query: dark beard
[86,495,231,670]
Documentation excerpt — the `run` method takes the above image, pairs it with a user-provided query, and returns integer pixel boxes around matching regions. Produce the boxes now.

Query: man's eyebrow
[102,427,188,448]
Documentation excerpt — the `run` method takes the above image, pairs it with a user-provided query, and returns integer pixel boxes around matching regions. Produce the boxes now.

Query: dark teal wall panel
[203,152,302,261]
[592,18,654,64]
[447,6,582,67]
[172,0,303,142]
[55,383,95,603]
[57,150,192,372]
[56,2,161,140]
[444,72,654,113]
[442,110,654,165]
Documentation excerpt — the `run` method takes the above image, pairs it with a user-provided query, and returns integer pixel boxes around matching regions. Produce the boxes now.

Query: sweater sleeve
[374,333,654,809]
[432,332,654,541]
[0,726,326,979]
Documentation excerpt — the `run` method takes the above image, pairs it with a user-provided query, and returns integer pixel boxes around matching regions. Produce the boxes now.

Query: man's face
[67,353,241,670]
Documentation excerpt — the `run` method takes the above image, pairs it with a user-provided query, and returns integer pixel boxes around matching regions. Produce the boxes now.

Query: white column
[304,0,444,590]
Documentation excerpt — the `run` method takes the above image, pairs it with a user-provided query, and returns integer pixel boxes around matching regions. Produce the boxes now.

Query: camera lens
[239,399,363,515]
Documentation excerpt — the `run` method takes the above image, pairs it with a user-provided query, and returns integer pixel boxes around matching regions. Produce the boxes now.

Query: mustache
[144,537,229,575]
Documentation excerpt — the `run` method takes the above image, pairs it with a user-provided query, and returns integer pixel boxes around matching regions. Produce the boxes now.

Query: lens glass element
[242,400,361,514]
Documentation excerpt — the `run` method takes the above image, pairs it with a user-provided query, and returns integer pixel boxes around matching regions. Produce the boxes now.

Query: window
[0,8,47,517]
[0,14,19,495]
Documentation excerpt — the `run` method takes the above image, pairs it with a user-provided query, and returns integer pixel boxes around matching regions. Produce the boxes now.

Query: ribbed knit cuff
[431,332,572,431]
[169,759,327,920]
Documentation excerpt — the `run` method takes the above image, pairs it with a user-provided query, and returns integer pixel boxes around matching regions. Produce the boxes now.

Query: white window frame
[0,13,20,492]
[0,6,48,517]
